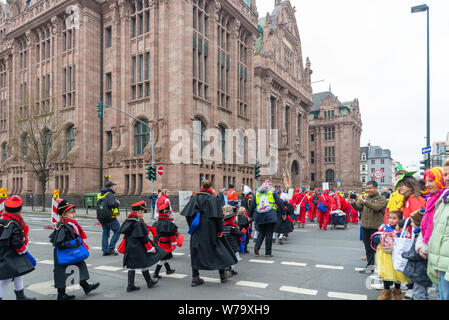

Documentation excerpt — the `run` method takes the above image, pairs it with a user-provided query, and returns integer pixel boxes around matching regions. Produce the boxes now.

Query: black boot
[219,270,227,283]
[191,276,204,287]
[154,264,163,279]
[14,289,36,300]
[142,270,158,288]
[127,270,140,292]
[164,262,175,275]
[57,288,76,300]
[80,280,100,295]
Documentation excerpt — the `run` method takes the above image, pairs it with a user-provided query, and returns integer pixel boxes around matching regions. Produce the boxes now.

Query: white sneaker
[404,289,413,299]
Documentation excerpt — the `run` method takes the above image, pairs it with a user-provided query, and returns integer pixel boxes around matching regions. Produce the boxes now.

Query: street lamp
[411,4,430,169]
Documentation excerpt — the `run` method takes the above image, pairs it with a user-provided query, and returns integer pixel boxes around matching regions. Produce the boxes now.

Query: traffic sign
[422,146,431,154]
[157,166,164,176]
[373,170,384,180]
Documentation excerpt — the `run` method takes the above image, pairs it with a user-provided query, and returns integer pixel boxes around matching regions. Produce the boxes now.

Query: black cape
[275,202,294,234]
[49,222,90,288]
[119,218,167,269]
[180,191,237,270]
[0,219,35,280]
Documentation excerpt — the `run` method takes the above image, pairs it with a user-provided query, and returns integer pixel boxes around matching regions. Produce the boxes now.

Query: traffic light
[254,164,260,180]
[97,101,104,119]
[419,158,430,176]
[146,165,157,181]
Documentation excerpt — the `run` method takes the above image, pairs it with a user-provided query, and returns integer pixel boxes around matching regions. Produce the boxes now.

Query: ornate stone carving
[214,1,221,22]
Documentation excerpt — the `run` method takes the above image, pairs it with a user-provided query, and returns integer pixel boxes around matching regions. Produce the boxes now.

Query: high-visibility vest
[97,192,119,218]
[255,190,277,211]
[227,189,238,201]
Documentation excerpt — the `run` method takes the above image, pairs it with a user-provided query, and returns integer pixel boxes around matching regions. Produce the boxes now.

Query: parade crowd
[1,159,449,301]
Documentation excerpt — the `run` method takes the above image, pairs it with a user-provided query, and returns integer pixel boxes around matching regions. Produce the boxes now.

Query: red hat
[5,195,23,214]
[131,200,148,213]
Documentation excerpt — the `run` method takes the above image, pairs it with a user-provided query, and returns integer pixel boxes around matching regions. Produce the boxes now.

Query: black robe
[49,222,90,288]
[152,219,178,259]
[119,217,167,269]
[180,191,237,270]
[0,219,34,280]
[274,202,294,234]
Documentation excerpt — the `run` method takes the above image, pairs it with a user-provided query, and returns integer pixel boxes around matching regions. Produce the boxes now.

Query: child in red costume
[290,188,308,228]
[317,190,331,230]
[308,191,319,222]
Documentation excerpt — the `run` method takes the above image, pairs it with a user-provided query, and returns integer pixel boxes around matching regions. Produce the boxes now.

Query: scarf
[2,212,29,245]
[62,217,89,250]
[224,217,238,228]
[200,188,215,195]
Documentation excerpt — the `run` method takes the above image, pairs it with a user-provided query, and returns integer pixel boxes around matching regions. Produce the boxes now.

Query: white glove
[171,242,177,246]
[147,247,156,253]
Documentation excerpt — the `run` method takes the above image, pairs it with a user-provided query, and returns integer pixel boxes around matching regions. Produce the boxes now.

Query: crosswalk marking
[37,260,54,265]
[34,242,51,245]
[27,280,81,295]
[316,264,344,270]
[281,262,307,267]
[94,266,122,272]
[279,286,318,296]
[159,272,187,279]
[201,277,220,283]
[328,291,367,300]
[354,267,365,271]
[173,252,185,256]
[249,259,274,264]
[236,281,269,289]
[92,247,102,250]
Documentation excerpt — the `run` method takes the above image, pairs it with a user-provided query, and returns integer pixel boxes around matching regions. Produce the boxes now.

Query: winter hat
[243,185,252,195]
[5,195,23,214]
[410,209,425,226]
[57,199,77,216]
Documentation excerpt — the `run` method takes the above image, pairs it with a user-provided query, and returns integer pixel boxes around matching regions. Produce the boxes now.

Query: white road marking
[37,260,54,265]
[92,247,102,250]
[354,267,365,271]
[279,285,318,296]
[316,264,344,270]
[281,262,307,267]
[34,242,51,245]
[94,266,122,272]
[30,229,45,231]
[328,291,367,300]
[236,281,269,289]
[172,252,185,256]
[249,259,274,264]
[159,272,187,279]
[201,277,221,283]
[27,280,81,295]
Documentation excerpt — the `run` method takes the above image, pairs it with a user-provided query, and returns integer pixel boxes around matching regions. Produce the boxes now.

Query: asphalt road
[1,212,438,300]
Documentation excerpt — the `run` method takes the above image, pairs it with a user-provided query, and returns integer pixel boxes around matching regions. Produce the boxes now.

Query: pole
[426,7,430,169]
[99,14,104,187]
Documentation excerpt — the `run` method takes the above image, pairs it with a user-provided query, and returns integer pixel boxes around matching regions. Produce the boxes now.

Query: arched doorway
[291,160,300,188]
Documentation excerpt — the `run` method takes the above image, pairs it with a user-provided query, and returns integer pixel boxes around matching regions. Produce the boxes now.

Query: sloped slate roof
[311,91,345,112]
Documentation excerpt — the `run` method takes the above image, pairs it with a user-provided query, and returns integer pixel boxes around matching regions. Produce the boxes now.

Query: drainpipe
[99,13,104,189]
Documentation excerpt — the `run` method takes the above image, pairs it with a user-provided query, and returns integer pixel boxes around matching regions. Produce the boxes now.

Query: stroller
[330,209,347,230]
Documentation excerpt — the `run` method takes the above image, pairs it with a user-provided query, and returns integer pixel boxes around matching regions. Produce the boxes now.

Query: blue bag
[56,238,89,266]
[188,211,200,235]
[26,252,36,267]
[305,203,310,211]
[317,202,327,213]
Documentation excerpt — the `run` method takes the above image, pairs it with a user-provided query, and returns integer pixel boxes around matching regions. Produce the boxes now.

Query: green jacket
[351,192,387,230]
[427,190,449,284]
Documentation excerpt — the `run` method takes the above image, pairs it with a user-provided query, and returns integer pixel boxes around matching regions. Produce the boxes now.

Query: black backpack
[96,193,113,223]
[312,194,319,205]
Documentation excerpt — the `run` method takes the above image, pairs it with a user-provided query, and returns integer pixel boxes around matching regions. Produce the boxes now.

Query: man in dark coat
[97,181,121,256]
[180,180,237,287]
[119,201,165,292]
[0,196,35,300]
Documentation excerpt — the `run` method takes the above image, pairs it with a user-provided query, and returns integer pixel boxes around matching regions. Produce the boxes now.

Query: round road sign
[373,170,384,180]
[157,166,164,176]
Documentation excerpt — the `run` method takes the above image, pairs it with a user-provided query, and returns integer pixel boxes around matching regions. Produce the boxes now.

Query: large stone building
[308,91,362,192]
[363,144,393,190]
[0,0,313,207]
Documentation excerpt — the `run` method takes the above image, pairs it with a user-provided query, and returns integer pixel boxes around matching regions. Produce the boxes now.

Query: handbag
[26,252,36,267]
[56,237,90,266]
[392,218,414,272]
[317,195,328,213]
[117,237,126,254]
[176,232,184,247]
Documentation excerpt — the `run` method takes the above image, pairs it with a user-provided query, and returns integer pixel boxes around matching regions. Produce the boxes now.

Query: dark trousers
[255,223,276,255]
[361,227,377,267]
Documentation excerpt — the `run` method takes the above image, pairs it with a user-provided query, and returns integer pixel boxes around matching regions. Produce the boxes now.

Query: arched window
[218,125,226,163]
[325,169,335,183]
[193,117,206,156]
[66,125,75,158]
[361,153,366,161]
[292,160,299,176]
[134,118,149,156]
[1,143,6,162]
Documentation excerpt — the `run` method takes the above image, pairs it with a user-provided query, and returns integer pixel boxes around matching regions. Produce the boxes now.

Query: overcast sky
[257,0,449,169]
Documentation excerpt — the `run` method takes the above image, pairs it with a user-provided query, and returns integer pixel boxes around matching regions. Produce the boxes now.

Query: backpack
[312,194,319,205]
[96,193,113,223]
[257,194,272,213]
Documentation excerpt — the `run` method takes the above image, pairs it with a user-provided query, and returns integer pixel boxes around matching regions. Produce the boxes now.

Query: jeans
[101,219,121,253]
[438,271,449,300]
[255,223,276,255]
[361,227,377,267]
[412,283,429,300]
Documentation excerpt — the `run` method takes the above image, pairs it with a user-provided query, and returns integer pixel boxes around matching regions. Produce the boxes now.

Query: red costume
[317,191,331,230]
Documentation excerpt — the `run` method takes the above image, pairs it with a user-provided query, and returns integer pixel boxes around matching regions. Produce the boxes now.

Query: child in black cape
[274,194,295,244]
[0,195,36,300]
[152,193,178,279]
[237,206,250,254]
[49,199,100,300]
[118,200,166,292]
[223,210,246,275]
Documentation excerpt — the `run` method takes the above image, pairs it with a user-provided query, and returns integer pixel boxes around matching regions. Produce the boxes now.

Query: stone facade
[0,0,315,207]
[308,91,362,192]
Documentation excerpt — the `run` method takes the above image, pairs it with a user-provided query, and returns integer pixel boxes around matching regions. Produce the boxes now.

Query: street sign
[157,166,164,176]
[373,170,384,180]
[422,146,431,154]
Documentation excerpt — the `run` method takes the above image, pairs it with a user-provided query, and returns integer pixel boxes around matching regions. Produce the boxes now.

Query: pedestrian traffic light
[145,166,152,180]
[254,164,260,180]
[97,101,104,119]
